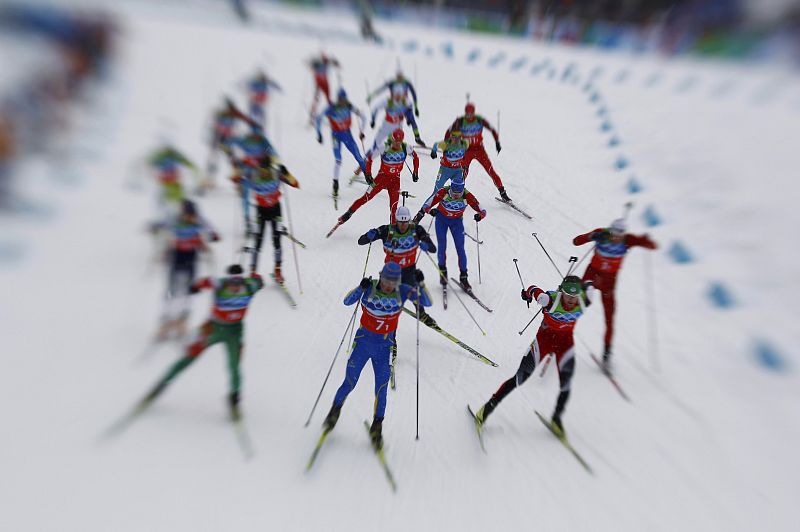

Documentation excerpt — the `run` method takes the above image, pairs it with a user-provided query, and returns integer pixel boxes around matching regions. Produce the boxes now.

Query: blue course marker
[627,177,642,193]
[668,241,693,264]
[467,49,481,63]
[403,40,418,53]
[753,340,789,372]
[614,156,629,170]
[609,135,621,147]
[441,42,454,59]
[601,121,613,132]
[708,282,735,308]
[510,57,527,71]
[488,52,506,68]
[642,204,661,226]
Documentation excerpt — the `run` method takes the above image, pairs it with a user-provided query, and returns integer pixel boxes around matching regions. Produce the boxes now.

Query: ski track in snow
[1,1,799,531]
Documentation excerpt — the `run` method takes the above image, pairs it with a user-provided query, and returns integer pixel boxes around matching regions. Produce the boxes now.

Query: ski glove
[360,277,372,290]
[430,150,437,159]
[370,118,375,129]
[413,211,424,224]
[521,289,533,303]
[430,207,439,217]
[412,171,419,182]
[415,270,425,283]
[414,106,419,118]
[210,232,221,242]
[536,293,550,306]
[495,140,502,153]
[359,131,365,140]
[473,209,486,222]
[358,229,378,245]
[316,131,323,144]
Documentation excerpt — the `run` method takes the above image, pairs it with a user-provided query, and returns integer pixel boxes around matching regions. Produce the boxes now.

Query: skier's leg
[552,347,576,430]
[602,288,616,353]
[387,180,400,223]
[475,145,503,189]
[477,339,542,422]
[332,136,343,182]
[266,204,283,267]
[222,324,244,403]
[343,134,367,174]
[346,174,385,214]
[461,147,477,181]
[452,217,468,274]
[332,334,371,407]
[426,166,449,204]
[372,342,392,419]
[435,214,448,269]
[147,321,220,398]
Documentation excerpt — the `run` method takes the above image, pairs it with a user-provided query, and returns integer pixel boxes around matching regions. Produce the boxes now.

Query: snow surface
[1,1,799,531]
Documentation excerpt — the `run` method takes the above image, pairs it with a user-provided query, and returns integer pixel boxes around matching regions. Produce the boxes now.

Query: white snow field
[1,1,799,531]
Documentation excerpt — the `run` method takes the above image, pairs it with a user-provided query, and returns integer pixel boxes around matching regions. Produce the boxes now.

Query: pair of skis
[306,421,397,492]
[466,405,593,474]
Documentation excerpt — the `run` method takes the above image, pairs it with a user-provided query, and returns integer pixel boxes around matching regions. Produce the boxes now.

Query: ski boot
[414,135,427,148]
[601,346,612,375]
[323,403,342,432]
[338,209,353,224]
[498,186,511,202]
[459,270,472,291]
[332,179,339,198]
[550,415,565,437]
[274,264,285,285]
[438,266,448,286]
[369,417,384,449]
[418,308,437,327]
[142,381,167,406]
[228,391,241,421]
[474,397,497,426]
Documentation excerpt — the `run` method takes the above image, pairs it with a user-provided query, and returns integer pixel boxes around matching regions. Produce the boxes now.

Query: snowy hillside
[1,1,799,531]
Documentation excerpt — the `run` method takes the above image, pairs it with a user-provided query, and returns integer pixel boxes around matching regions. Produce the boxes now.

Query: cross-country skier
[367,70,419,118]
[336,129,419,228]
[205,97,258,189]
[225,128,278,168]
[155,199,220,340]
[231,154,299,282]
[572,218,657,370]
[140,264,264,420]
[445,102,509,201]
[321,261,432,448]
[147,144,197,220]
[247,70,281,128]
[427,128,469,200]
[315,88,370,200]
[368,91,425,156]
[358,205,438,381]
[473,275,594,435]
[309,53,340,120]
[413,179,485,291]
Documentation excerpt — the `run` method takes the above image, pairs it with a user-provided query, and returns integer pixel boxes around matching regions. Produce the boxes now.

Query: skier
[358,205,438,381]
[367,70,419,119]
[309,53,340,119]
[335,129,418,229]
[427,128,469,200]
[368,90,425,155]
[140,264,264,419]
[445,102,509,201]
[147,144,197,219]
[247,70,282,128]
[315,87,370,200]
[231,153,299,282]
[572,218,657,370]
[473,275,594,435]
[321,261,432,448]
[413,179,485,291]
[225,127,278,168]
[155,199,220,340]
[205,97,257,188]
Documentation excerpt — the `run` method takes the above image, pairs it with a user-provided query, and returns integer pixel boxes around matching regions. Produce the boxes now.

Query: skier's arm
[422,187,447,213]
[626,233,658,250]
[352,106,366,134]
[357,225,389,245]
[246,273,264,293]
[409,146,419,174]
[278,165,300,189]
[368,82,389,102]
[415,225,436,253]
[444,117,461,139]
[344,278,372,305]
[465,192,487,221]
[478,116,499,142]
[189,277,216,294]
[370,97,388,125]
[430,140,445,159]
[406,81,419,109]
[522,285,551,306]
[401,281,432,308]
[198,215,221,242]
[573,228,606,246]
[314,106,331,137]
[267,79,282,92]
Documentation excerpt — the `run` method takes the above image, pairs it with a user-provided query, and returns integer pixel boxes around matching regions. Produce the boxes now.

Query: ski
[306,428,333,472]
[332,193,338,210]
[589,353,631,402]
[450,278,493,313]
[271,274,298,307]
[467,405,487,453]
[465,232,483,245]
[102,398,154,439]
[495,197,532,220]
[401,307,497,367]
[283,231,307,249]
[390,346,397,390]
[231,409,255,460]
[534,411,594,474]
[364,420,397,492]
[442,283,448,310]
[326,220,344,238]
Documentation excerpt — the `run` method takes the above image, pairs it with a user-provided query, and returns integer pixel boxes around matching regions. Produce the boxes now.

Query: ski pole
[415,286,421,441]
[518,307,542,336]
[513,258,529,308]
[284,190,303,294]
[574,245,593,270]
[346,242,372,355]
[476,219,482,285]
[401,190,410,206]
[303,304,359,427]
[564,256,578,278]
[622,201,634,221]
[645,252,660,372]
[423,251,486,335]
[539,353,552,377]
[531,233,563,278]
